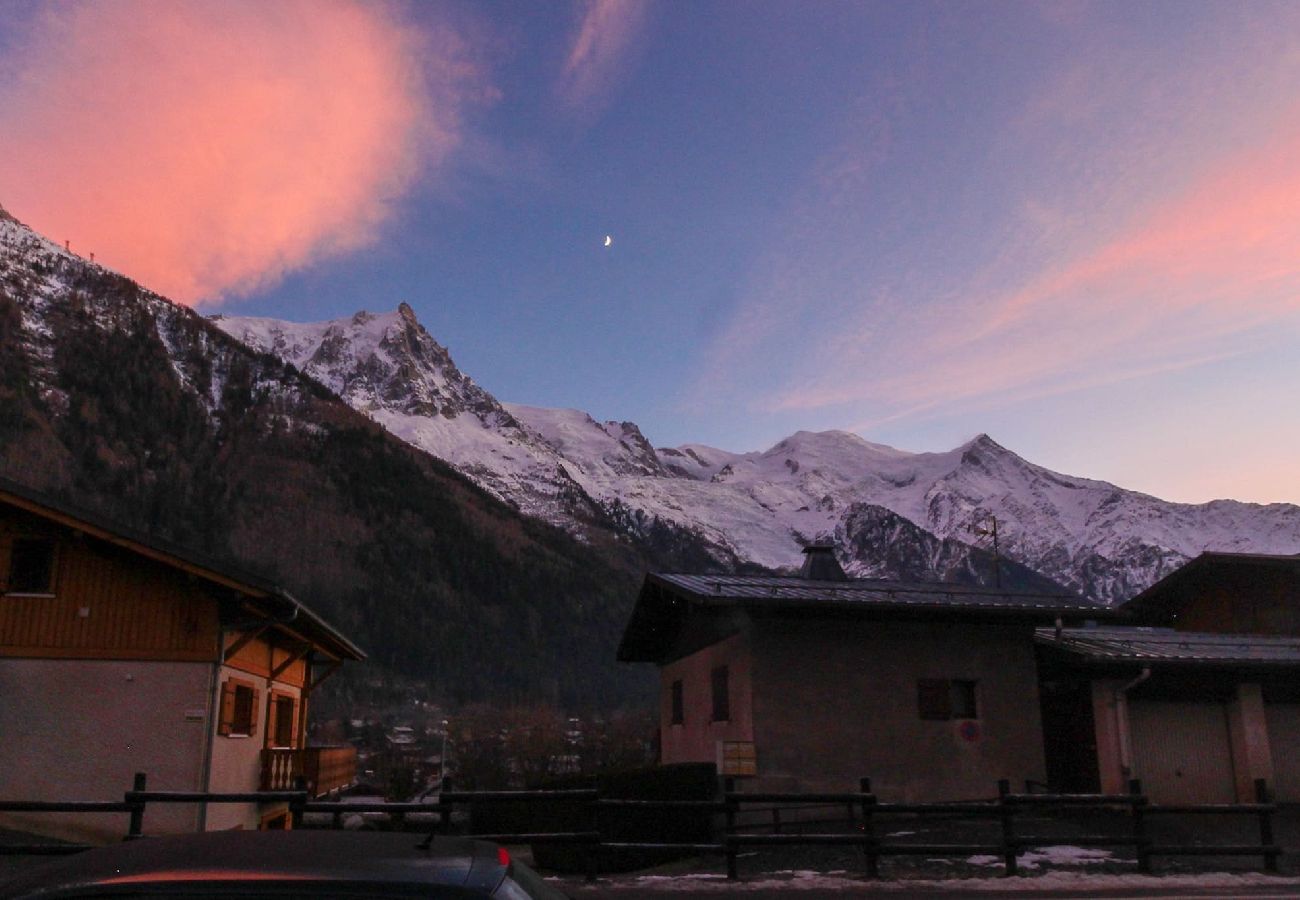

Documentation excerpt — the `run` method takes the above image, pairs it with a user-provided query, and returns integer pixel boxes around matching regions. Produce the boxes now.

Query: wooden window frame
[3,536,58,597]
[218,676,260,738]
[670,679,684,725]
[711,665,730,723]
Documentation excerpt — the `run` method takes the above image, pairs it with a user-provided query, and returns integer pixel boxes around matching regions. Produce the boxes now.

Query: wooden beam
[303,660,342,695]
[270,643,312,682]
[223,625,270,662]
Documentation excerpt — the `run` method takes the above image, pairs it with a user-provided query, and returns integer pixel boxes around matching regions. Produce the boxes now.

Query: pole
[127,772,147,839]
[860,777,879,879]
[724,777,738,880]
[998,779,1017,877]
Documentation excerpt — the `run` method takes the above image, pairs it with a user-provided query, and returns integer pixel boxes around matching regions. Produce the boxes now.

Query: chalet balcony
[261,746,357,797]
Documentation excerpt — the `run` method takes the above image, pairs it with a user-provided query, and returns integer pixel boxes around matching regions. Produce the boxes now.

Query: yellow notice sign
[719,740,757,777]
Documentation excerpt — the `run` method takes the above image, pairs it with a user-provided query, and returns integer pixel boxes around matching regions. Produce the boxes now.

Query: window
[218,678,260,737]
[5,538,56,595]
[711,665,730,722]
[272,694,296,748]
[918,678,978,721]
[950,679,978,719]
[670,679,684,725]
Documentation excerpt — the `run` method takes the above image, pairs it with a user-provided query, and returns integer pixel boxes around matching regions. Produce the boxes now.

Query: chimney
[800,543,847,581]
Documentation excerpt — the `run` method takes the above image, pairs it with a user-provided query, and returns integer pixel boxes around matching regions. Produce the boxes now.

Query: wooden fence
[0,774,1284,880]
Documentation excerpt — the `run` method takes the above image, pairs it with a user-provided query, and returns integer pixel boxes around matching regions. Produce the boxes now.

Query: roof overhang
[1122,552,1300,622]
[1035,626,1300,671]
[619,571,1116,664]
[0,477,364,661]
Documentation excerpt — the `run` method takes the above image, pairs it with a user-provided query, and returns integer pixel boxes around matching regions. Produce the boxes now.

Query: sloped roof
[0,476,364,661]
[1123,551,1300,619]
[655,573,1101,611]
[1035,626,1300,667]
[619,572,1110,662]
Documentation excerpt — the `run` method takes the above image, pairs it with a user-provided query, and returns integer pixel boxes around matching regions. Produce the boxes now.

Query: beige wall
[659,632,754,766]
[747,618,1048,801]
[204,664,301,830]
[1093,679,1277,803]
[0,658,212,841]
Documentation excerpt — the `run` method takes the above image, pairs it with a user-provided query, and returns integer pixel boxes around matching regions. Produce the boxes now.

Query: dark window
[950,680,978,719]
[219,679,259,737]
[918,678,978,720]
[6,538,55,594]
[711,666,730,722]
[273,695,295,747]
[670,679,684,725]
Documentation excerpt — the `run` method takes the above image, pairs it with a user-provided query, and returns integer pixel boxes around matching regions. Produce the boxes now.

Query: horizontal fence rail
[0,773,1284,879]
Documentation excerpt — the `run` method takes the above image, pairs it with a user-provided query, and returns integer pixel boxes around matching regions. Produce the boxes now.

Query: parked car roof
[0,831,567,899]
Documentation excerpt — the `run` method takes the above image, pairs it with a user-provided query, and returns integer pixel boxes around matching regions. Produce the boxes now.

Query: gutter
[1115,666,1152,779]
[198,626,221,832]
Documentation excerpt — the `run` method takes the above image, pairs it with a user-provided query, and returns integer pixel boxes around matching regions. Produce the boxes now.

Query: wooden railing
[261,746,356,796]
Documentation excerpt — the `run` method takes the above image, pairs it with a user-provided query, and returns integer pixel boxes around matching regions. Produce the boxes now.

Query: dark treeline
[0,240,679,710]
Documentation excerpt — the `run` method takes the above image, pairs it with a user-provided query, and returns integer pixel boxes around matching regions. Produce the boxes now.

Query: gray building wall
[749,617,1048,801]
[0,658,212,841]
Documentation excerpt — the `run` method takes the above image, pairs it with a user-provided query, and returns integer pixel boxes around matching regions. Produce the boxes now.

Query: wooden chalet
[0,478,364,840]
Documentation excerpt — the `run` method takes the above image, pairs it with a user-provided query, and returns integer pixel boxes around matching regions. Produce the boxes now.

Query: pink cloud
[556,0,648,115]
[766,113,1300,416]
[0,1,487,305]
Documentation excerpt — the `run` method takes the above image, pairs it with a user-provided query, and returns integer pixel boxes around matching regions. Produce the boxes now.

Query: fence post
[724,776,738,881]
[438,776,454,837]
[585,782,599,884]
[860,777,879,879]
[126,772,147,839]
[1128,778,1150,875]
[998,778,1018,877]
[1255,778,1278,874]
[290,775,307,829]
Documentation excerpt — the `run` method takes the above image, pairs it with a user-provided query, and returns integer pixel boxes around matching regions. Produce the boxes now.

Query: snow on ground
[581,869,1300,892]
[965,845,1114,869]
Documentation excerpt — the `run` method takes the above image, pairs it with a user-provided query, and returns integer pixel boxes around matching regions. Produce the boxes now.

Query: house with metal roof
[0,478,365,840]
[1030,552,1300,806]
[1036,625,1300,804]
[618,545,1113,802]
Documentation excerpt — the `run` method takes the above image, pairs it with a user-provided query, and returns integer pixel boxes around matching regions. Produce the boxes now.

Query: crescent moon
[604,235,612,247]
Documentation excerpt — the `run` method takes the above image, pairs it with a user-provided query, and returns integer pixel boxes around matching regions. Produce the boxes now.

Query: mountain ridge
[215,306,1300,603]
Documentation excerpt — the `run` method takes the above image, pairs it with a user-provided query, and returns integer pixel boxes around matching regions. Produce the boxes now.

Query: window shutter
[711,666,730,722]
[218,680,236,736]
[918,679,951,720]
[248,687,261,737]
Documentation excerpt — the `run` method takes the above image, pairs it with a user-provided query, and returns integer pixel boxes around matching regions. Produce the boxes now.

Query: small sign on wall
[184,708,207,722]
[718,740,757,777]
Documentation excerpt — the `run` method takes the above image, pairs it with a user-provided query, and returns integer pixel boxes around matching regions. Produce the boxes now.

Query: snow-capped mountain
[214,305,602,526]
[0,204,655,707]
[215,307,1300,603]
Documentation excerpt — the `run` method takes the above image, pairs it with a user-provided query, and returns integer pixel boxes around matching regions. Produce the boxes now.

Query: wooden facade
[0,479,364,839]
[1,508,219,660]
[1125,553,1300,635]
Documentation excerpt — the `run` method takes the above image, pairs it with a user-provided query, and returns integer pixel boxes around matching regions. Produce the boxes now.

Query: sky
[1,0,1299,505]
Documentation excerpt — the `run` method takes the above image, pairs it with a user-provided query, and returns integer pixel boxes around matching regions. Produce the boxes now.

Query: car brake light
[497,846,510,868]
